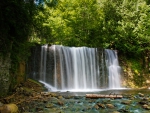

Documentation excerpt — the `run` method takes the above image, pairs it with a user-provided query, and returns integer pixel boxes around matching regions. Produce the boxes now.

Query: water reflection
[58,89,150,96]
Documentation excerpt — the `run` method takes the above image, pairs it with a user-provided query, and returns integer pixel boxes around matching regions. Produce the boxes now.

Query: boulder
[0,103,18,113]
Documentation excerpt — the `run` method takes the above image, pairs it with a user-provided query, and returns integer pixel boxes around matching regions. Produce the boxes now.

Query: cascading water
[28,45,122,91]
[105,49,121,88]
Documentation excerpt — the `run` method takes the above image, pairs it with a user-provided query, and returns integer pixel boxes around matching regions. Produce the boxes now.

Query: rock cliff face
[119,55,150,88]
[0,55,11,97]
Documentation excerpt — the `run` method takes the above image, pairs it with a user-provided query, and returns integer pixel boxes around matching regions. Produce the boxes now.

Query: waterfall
[28,45,122,91]
[105,49,121,88]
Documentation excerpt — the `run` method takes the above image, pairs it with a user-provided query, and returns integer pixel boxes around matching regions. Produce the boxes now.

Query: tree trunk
[86,94,123,99]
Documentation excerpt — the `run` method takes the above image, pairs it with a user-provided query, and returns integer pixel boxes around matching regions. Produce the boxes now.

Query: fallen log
[86,94,123,99]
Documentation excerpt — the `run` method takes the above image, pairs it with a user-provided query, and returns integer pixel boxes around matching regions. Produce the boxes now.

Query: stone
[42,98,48,103]
[118,108,129,112]
[41,92,51,97]
[106,104,115,109]
[138,93,144,97]
[45,103,54,108]
[112,111,120,113]
[142,104,150,110]
[58,101,64,106]
[142,97,149,101]
[0,103,18,113]
[49,97,58,104]
[139,101,148,105]
[57,95,63,99]
[63,95,72,99]
[50,92,58,97]
[97,103,105,108]
[121,100,131,105]
[94,104,99,109]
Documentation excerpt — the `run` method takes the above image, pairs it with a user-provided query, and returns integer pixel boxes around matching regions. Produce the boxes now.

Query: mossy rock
[23,79,46,92]
[0,103,18,113]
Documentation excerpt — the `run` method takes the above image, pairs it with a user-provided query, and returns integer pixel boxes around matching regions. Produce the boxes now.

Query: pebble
[138,93,144,97]
[121,100,131,105]
[94,104,99,109]
[142,104,150,110]
[97,103,105,108]
[106,104,115,109]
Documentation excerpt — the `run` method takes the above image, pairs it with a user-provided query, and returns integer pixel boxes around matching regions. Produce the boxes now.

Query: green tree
[114,0,150,57]
[43,0,104,47]
[0,0,36,55]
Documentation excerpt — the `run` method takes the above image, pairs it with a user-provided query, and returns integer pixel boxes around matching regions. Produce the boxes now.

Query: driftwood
[86,94,123,99]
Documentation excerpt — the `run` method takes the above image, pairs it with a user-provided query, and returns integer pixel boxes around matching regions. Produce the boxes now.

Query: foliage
[32,0,150,59]
[0,0,34,53]
[1,0,150,62]
[0,0,59,90]
[114,0,150,58]
[130,58,144,87]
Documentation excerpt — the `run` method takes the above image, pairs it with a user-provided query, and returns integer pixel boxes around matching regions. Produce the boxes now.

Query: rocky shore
[0,79,150,113]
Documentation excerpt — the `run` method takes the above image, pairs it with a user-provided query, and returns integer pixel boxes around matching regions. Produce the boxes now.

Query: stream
[18,89,150,113]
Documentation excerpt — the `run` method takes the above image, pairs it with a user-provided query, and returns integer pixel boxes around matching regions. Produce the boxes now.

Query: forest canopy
[0,0,150,59]
[31,0,150,58]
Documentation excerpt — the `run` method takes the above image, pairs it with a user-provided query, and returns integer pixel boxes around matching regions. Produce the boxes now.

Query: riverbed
[17,89,150,113]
